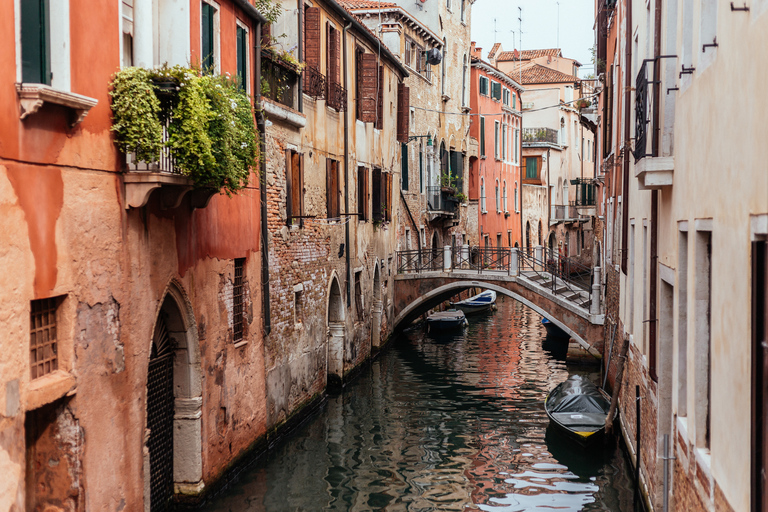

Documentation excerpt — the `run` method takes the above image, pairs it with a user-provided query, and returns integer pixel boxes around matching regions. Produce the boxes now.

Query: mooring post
[509,247,519,277]
[443,245,452,272]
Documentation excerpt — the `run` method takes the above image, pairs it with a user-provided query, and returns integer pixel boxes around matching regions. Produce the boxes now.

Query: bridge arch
[393,280,591,350]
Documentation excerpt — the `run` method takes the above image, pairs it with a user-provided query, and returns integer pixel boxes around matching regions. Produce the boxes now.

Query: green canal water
[202,298,636,511]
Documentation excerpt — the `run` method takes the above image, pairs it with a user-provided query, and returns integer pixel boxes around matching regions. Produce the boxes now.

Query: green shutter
[526,157,537,179]
[236,26,246,89]
[401,143,409,191]
[21,0,50,84]
[202,3,215,72]
[480,117,485,156]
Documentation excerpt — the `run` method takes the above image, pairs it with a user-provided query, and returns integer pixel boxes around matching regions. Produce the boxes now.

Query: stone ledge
[262,98,306,129]
[635,155,673,190]
[26,370,76,410]
[16,83,98,127]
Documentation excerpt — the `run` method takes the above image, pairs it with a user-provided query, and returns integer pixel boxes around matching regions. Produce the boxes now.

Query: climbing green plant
[110,65,259,195]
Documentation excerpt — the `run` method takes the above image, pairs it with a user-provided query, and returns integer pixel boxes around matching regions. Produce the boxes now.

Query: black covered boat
[545,375,611,446]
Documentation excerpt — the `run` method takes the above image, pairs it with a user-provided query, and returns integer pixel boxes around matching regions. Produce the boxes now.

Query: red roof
[340,0,398,9]
[507,63,578,85]
[497,48,562,61]
[487,43,502,60]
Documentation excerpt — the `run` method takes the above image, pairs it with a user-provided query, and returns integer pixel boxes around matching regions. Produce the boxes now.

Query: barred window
[30,298,58,379]
[233,258,245,342]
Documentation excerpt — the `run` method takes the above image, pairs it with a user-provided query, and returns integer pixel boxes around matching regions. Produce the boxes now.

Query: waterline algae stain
[202,298,635,511]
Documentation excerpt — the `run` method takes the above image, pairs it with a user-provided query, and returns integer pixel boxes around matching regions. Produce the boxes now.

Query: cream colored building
[597,0,768,511]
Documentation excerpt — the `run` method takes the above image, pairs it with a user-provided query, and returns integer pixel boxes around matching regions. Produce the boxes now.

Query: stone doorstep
[26,370,76,410]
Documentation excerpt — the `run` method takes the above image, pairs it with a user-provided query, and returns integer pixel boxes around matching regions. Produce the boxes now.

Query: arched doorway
[327,276,345,388]
[549,232,556,253]
[525,221,531,251]
[431,231,440,270]
[371,264,383,349]
[146,285,203,510]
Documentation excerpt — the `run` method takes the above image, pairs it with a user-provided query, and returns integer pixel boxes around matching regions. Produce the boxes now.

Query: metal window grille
[30,298,58,379]
[233,258,245,342]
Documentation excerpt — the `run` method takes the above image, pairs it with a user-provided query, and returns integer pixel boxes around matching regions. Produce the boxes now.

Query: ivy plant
[109,67,163,163]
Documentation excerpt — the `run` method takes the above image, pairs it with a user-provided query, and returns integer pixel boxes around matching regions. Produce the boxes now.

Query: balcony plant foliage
[110,65,258,195]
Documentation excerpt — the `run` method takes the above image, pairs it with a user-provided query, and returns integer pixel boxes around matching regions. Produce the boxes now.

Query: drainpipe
[255,20,271,334]
[297,0,304,113]
[620,0,632,274]
[343,21,353,307]
[649,0,662,385]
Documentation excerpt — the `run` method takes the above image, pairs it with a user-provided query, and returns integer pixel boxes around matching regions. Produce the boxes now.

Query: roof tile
[507,63,578,85]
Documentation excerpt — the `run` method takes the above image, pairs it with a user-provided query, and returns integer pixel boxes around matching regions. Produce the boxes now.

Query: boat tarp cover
[547,375,609,415]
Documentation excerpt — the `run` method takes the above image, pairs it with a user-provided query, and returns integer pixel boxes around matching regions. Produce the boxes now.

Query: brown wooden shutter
[331,28,340,84]
[326,158,333,218]
[385,173,392,221]
[285,150,293,226]
[360,53,378,123]
[375,65,384,129]
[326,159,338,218]
[397,83,410,143]
[305,7,321,69]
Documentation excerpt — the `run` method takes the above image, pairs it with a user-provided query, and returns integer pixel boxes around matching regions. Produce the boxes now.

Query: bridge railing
[397,249,444,274]
[540,247,593,292]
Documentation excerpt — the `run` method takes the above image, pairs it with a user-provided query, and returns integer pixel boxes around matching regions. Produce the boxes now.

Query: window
[502,123,508,161]
[236,24,248,90]
[514,128,519,163]
[372,168,384,221]
[286,150,304,227]
[503,88,510,106]
[514,183,518,211]
[479,76,489,96]
[460,0,466,21]
[401,143,409,191]
[405,37,430,78]
[446,0,452,11]
[419,143,424,193]
[694,228,712,448]
[21,0,51,84]
[497,234,502,248]
[495,180,500,212]
[462,54,468,106]
[397,83,410,143]
[441,38,447,96]
[294,288,303,324]
[494,121,500,159]
[355,271,363,321]
[121,0,134,68]
[503,181,507,212]
[524,157,539,180]
[480,177,486,213]
[677,229,688,417]
[357,166,369,221]
[491,81,502,101]
[326,158,340,219]
[30,297,59,379]
[512,92,516,110]
[480,117,486,157]
[327,23,341,87]
[201,1,219,72]
[564,85,573,104]
[233,258,245,342]
[305,6,321,71]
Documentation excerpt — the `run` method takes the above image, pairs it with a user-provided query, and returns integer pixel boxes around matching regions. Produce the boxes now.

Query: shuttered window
[305,7,321,69]
[327,23,340,84]
[479,76,489,96]
[285,150,304,227]
[401,143,408,191]
[375,65,384,129]
[385,172,392,221]
[236,25,247,90]
[491,81,502,101]
[397,83,410,143]
[479,117,485,157]
[525,157,538,179]
[122,0,134,67]
[359,53,378,123]
[372,168,382,221]
[357,166,368,221]
[202,2,216,71]
[326,159,339,219]
[21,0,51,84]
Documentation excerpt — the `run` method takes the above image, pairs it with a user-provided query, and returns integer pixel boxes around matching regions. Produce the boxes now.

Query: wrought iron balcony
[303,65,326,100]
[427,186,457,217]
[522,127,559,145]
[327,81,347,112]
[633,61,650,161]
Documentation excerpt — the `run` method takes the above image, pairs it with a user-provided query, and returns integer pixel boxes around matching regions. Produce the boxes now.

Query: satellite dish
[426,48,442,65]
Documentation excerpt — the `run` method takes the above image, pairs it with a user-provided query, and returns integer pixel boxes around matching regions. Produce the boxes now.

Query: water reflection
[201,298,635,512]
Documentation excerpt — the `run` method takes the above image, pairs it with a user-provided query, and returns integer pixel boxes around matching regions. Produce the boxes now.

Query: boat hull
[450,291,497,315]
[426,309,468,332]
[544,376,611,447]
[542,318,569,340]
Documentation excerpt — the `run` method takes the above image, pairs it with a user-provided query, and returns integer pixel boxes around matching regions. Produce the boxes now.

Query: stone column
[461,244,470,269]
[443,245,452,272]
[133,0,154,68]
[174,397,203,489]
[534,245,544,271]
[591,266,602,315]
[371,301,383,349]
[509,247,519,277]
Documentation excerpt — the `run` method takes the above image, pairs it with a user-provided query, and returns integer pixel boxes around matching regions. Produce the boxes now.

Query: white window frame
[235,19,251,94]
[494,120,500,159]
[201,0,221,75]
[480,177,486,213]
[502,123,508,161]
[15,0,72,90]
[503,180,508,212]
[495,179,500,212]
[502,87,510,106]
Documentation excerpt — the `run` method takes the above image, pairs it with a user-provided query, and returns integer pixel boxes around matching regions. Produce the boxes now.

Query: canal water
[202,297,636,511]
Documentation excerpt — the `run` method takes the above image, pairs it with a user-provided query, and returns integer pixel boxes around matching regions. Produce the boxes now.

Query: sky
[470,0,596,77]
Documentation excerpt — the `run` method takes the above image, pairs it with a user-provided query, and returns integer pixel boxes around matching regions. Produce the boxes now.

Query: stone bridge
[392,246,606,356]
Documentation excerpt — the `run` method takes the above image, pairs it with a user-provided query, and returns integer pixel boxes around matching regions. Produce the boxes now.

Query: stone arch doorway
[145,284,203,511]
[371,263,383,349]
[327,276,345,388]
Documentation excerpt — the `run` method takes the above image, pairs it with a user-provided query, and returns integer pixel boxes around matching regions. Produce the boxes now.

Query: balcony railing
[327,81,347,112]
[522,127,559,144]
[261,54,298,109]
[427,186,458,215]
[303,65,326,100]
[127,90,179,173]
[551,204,580,222]
[569,178,596,207]
[633,61,650,161]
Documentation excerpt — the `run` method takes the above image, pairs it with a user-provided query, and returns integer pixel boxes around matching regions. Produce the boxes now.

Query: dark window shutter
[236,26,247,90]
[401,143,408,191]
[285,150,293,225]
[357,166,366,221]
[397,83,410,143]
[331,28,340,84]
[372,168,382,220]
[480,117,485,156]
[385,173,392,221]
[326,159,338,218]
[22,0,50,84]
[292,152,303,226]
[360,53,378,123]
[202,3,215,71]
[305,7,321,69]
[375,65,384,129]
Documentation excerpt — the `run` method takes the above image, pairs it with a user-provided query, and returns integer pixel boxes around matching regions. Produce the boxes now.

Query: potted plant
[440,173,457,194]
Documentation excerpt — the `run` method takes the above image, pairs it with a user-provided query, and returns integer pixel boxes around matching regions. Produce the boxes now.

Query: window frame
[479,116,486,157]
[201,0,221,74]
[494,120,500,160]
[235,20,250,93]
[479,76,489,96]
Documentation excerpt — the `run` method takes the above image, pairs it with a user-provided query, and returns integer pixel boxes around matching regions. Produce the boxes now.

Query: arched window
[441,38,447,96]
[503,180,507,212]
[462,54,468,106]
[460,0,466,21]
[559,117,565,146]
[446,0,451,9]
[495,179,500,212]
[480,177,486,213]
